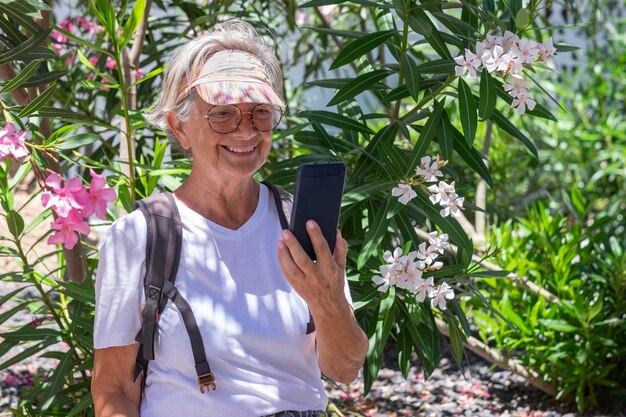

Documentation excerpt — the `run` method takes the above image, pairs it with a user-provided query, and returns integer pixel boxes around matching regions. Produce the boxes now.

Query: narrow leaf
[303,27,366,39]
[0,28,51,64]
[298,111,373,134]
[330,30,397,70]
[437,111,454,160]
[478,70,497,120]
[401,54,421,100]
[457,78,477,144]
[41,349,74,410]
[451,126,493,187]
[17,82,57,118]
[357,200,391,269]
[407,100,444,176]
[6,210,24,238]
[490,109,538,157]
[414,59,455,74]
[327,70,392,106]
[0,59,41,93]
[20,70,67,88]
[120,0,146,50]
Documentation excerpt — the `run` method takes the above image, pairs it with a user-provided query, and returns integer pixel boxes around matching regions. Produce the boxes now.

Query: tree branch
[435,318,559,397]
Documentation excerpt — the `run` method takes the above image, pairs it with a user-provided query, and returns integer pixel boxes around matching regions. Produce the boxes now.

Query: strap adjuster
[198,372,216,393]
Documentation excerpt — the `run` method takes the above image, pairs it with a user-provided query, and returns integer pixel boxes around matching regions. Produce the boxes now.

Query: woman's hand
[277,220,347,309]
[278,221,368,383]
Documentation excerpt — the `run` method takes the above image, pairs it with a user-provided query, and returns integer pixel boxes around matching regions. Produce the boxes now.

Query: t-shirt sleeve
[93,215,146,349]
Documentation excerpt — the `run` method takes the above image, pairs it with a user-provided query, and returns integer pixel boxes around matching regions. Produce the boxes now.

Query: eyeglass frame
[202,103,284,134]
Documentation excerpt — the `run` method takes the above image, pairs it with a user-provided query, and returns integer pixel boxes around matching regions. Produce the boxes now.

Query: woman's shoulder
[99,209,147,250]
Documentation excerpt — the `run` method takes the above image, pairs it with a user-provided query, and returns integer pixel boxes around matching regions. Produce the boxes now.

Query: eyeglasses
[203,104,283,134]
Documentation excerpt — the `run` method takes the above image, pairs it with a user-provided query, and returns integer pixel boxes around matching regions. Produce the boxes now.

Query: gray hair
[144,19,284,156]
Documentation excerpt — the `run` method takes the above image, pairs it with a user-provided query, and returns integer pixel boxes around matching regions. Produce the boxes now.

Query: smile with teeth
[222,145,256,153]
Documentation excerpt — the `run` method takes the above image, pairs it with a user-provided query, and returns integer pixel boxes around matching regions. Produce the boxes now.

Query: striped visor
[185,50,285,109]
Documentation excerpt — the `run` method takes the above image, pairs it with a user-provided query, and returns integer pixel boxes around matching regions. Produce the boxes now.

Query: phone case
[289,162,346,260]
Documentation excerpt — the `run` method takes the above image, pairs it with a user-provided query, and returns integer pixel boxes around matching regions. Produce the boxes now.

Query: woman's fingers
[277,239,305,284]
[333,229,348,270]
[305,220,334,266]
[280,229,315,273]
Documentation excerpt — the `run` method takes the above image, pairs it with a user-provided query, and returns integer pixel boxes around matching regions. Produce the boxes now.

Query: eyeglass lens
[206,104,282,134]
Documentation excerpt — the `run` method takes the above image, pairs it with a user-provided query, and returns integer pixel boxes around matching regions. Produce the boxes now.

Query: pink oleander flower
[41,173,88,217]
[503,76,531,98]
[427,180,456,205]
[0,123,29,161]
[481,45,515,73]
[296,9,307,25]
[513,38,540,64]
[392,183,417,205]
[428,232,450,254]
[372,264,397,293]
[416,241,438,265]
[428,282,455,310]
[76,168,117,219]
[415,276,435,303]
[454,49,482,78]
[538,38,557,61]
[500,30,519,51]
[440,193,465,218]
[511,91,537,115]
[415,155,444,182]
[397,262,424,291]
[47,209,91,250]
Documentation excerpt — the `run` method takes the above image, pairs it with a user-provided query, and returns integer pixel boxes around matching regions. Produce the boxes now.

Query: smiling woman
[90,18,368,417]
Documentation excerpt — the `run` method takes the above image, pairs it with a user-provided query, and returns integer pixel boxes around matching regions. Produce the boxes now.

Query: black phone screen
[289,162,346,260]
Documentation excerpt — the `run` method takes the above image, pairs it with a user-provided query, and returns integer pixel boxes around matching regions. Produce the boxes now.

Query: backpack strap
[132,192,216,393]
[261,181,292,230]
[261,181,316,335]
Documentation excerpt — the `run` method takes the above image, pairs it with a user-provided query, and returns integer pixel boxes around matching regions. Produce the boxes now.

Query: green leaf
[1,327,62,341]
[452,127,493,187]
[58,282,95,304]
[515,8,531,29]
[470,270,510,278]
[490,109,538,157]
[342,180,398,207]
[478,70,497,120]
[330,30,397,70]
[437,110,454,160]
[40,349,74,410]
[540,319,578,333]
[351,123,398,180]
[0,28,51,64]
[407,192,472,251]
[6,210,24,238]
[53,26,111,55]
[120,0,146,50]
[408,8,452,59]
[401,54,421,101]
[302,26,366,39]
[554,43,580,52]
[457,78,477,145]
[406,100,444,176]
[0,59,41,93]
[357,199,391,269]
[0,285,31,306]
[298,110,373,134]
[20,69,67,88]
[67,393,93,417]
[0,2,42,33]
[445,315,465,365]
[56,134,100,150]
[414,59,455,74]
[494,80,557,121]
[0,339,56,369]
[364,286,396,394]
[299,0,346,7]
[327,70,393,106]
[17,82,56,118]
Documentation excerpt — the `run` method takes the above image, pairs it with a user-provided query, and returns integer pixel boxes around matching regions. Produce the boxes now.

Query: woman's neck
[173,171,260,230]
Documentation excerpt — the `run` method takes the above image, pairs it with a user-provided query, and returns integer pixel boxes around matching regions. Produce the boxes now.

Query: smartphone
[290,162,347,260]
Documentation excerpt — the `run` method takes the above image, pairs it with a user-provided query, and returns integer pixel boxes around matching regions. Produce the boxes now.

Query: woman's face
[176,100,274,183]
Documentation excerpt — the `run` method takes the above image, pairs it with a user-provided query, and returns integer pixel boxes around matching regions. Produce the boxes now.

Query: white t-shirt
[94,184,347,417]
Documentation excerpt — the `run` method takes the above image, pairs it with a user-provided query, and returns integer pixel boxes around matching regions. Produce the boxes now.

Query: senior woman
[91,19,368,417]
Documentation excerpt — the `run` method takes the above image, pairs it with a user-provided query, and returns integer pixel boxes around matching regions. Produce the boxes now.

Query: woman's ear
[166,112,191,150]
